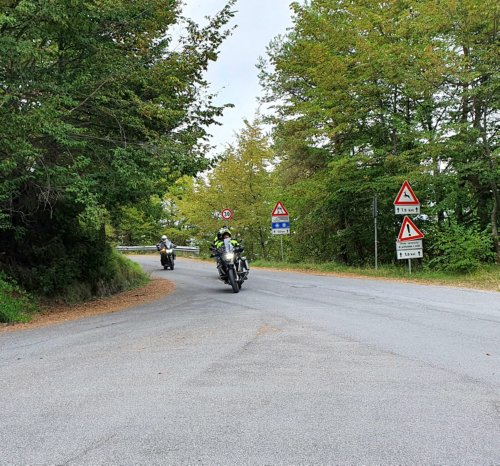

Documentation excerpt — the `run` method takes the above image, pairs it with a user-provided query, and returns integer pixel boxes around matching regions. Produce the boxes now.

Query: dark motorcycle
[159,243,175,270]
[212,239,249,293]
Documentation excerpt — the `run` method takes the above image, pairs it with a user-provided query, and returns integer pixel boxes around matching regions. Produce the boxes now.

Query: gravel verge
[0,278,174,334]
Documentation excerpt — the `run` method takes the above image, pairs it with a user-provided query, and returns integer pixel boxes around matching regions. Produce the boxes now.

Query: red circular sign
[221,208,233,220]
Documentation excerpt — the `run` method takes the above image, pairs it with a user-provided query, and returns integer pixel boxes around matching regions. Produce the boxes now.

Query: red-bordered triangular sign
[394,180,420,205]
[272,201,289,216]
[397,216,424,241]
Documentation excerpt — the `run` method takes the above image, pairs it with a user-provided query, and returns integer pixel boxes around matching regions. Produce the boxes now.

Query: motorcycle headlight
[223,252,234,262]
[166,248,173,254]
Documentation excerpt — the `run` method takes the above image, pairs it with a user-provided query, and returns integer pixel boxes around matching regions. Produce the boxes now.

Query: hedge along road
[0,256,499,465]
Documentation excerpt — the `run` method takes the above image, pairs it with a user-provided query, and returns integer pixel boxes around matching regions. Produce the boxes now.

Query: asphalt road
[0,256,499,465]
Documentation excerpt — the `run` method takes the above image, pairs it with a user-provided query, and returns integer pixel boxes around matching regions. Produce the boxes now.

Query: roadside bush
[40,252,149,304]
[92,251,149,298]
[47,251,149,304]
[1,202,149,302]
[426,221,494,273]
[0,273,38,323]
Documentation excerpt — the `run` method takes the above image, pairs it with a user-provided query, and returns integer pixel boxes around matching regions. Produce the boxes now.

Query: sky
[180,0,295,154]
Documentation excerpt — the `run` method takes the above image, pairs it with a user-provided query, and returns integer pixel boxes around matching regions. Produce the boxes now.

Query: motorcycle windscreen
[223,238,233,251]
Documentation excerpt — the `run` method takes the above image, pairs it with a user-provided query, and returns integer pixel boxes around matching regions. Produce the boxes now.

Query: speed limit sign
[221,208,233,220]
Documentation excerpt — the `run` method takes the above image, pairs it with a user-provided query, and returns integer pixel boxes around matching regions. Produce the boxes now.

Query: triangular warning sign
[272,201,289,216]
[394,180,420,205]
[397,216,424,241]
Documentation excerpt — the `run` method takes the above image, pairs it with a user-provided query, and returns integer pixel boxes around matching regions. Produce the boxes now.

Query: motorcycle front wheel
[228,268,239,293]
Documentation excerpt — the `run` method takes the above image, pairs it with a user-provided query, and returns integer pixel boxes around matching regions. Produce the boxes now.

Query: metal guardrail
[116,245,200,254]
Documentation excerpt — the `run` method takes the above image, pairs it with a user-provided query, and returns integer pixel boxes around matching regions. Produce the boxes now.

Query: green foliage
[0,0,236,295]
[32,250,148,305]
[426,221,495,273]
[2,201,149,299]
[113,197,165,245]
[0,273,38,323]
[92,251,149,298]
[160,227,192,247]
[258,0,499,266]
[175,118,278,258]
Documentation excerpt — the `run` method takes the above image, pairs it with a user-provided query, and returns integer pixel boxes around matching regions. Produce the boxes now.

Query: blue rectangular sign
[272,222,290,229]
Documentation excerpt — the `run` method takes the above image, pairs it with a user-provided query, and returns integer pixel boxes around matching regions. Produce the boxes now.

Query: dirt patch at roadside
[0,278,175,334]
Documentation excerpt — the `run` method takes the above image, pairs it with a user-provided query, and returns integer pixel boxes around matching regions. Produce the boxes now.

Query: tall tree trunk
[490,175,500,264]
[484,121,500,263]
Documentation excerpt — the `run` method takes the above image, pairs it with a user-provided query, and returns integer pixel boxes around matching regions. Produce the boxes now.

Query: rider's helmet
[217,227,231,240]
[161,235,168,241]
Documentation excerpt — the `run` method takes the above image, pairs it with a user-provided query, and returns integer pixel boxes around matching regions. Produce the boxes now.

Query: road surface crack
[57,433,117,465]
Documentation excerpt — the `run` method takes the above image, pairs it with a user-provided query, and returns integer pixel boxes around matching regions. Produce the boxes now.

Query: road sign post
[396,240,423,250]
[271,202,290,235]
[221,208,233,221]
[394,181,423,273]
[271,201,290,260]
[397,216,424,242]
[396,217,424,271]
[394,180,420,215]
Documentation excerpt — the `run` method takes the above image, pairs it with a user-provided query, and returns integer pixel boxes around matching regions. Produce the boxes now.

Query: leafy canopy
[0,0,236,293]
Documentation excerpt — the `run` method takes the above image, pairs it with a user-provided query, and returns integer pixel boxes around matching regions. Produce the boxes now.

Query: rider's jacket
[214,238,239,249]
[156,239,173,250]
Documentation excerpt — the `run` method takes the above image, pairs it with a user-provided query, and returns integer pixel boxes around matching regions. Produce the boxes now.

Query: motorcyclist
[156,235,176,260]
[214,227,239,249]
[213,225,230,244]
[212,228,247,278]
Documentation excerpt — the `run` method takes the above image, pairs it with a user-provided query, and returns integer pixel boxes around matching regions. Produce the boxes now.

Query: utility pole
[372,193,378,270]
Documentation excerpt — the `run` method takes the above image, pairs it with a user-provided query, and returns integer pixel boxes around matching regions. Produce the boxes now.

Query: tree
[0,0,236,294]
[175,118,278,258]
[259,0,498,266]
[113,196,165,246]
[442,0,500,261]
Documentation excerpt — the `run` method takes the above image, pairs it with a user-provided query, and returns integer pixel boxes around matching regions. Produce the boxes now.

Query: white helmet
[161,235,167,240]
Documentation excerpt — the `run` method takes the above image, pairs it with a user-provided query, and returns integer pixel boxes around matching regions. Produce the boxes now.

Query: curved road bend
[0,256,499,465]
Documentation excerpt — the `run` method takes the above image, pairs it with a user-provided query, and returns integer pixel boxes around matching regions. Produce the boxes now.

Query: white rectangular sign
[397,249,423,259]
[395,205,420,215]
[396,240,423,251]
[272,228,290,235]
[272,212,290,235]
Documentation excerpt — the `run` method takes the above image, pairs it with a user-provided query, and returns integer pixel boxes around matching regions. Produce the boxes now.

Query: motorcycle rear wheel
[228,268,239,293]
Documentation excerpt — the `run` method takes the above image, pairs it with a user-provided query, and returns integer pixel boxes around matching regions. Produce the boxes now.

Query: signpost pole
[373,193,378,270]
[408,258,412,274]
[280,236,284,261]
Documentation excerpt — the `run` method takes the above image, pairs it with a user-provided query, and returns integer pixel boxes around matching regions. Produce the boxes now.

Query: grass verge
[1,253,150,324]
[0,273,39,323]
[250,260,500,292]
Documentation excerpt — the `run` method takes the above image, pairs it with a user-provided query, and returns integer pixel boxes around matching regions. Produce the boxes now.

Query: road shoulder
[0,278,175,334]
